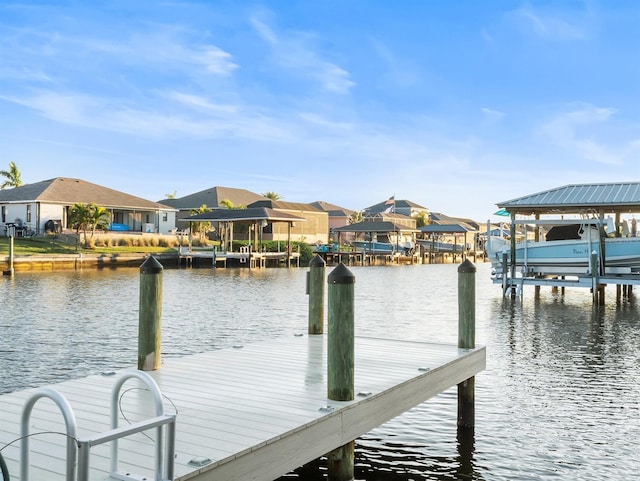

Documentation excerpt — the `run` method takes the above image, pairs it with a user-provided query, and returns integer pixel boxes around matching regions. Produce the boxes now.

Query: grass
[0,236,177,256]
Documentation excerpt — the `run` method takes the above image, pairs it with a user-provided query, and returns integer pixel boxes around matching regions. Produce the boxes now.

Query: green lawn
[0,236,177,256]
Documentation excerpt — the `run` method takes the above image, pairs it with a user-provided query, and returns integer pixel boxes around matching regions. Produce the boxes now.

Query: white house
[0,177,177,235]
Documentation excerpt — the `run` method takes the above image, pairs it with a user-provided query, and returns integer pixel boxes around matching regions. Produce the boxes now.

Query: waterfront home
[159,185,268,229]
[0,177,176,235]
[247,199,329,244]
[362,197,429,218]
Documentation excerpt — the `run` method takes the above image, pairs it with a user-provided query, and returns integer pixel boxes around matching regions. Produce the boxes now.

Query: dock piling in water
[308,254,326,334]
[327,262,356,481]
[457,259,476,429]
[138,256,163,371]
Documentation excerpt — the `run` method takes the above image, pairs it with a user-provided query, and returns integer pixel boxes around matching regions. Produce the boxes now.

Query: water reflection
[1,264,640,480]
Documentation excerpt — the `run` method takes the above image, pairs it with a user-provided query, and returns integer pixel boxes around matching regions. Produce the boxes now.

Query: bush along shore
[0,233,314,271]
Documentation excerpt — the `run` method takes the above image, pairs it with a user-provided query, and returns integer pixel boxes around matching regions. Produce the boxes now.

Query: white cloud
[539,105,623,166]
[249,15,355,94]
[508,2,588,40]
[481,107,505,123]
[192,45,238,76]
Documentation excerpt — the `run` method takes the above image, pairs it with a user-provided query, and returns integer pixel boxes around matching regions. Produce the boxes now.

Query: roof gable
[161,186,267,209]
[0,177,174,210]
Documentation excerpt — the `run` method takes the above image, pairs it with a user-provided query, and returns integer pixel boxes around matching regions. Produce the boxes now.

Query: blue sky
[1,1,639,221]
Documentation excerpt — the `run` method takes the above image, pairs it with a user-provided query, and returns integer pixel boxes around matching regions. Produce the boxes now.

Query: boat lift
[488,217,640,302]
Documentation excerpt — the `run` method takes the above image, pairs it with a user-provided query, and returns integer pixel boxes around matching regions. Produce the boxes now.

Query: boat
[351,240,415,256]
[485,221,640,277]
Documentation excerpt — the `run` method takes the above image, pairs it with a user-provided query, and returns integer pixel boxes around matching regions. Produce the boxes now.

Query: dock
[177,246,301,268]
[0,335,485,481]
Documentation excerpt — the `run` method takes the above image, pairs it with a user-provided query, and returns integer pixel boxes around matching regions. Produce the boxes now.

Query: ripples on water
[1,263,639,480]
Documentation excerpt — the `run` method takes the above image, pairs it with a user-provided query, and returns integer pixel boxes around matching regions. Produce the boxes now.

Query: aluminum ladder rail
[77,370,176,481]
[20,370,176,481]
[20,387,78,481]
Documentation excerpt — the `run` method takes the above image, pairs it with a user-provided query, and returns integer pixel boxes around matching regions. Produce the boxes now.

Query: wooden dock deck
[0,335,485,481]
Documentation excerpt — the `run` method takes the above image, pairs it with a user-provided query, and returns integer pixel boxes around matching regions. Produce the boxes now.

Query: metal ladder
[20,370,176,481]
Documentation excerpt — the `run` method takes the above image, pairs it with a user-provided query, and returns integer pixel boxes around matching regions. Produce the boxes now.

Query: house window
[162,212,168,222]
[1,206,5,223]
[26,205,31,223]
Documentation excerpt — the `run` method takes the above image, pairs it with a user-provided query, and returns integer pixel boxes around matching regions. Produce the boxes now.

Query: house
[309,201,353,242]
[362,198,429,218]
[247,199,329,244]
[159,186,268,228]
[0,177,176,235]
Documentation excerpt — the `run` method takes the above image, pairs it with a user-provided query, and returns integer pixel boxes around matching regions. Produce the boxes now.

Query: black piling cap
[458,258,476,273]
[140,256,164,274]
[309,254,326,267]
[327,262,355,284]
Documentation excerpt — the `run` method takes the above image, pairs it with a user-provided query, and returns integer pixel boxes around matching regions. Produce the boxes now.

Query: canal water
[1,263,639,480]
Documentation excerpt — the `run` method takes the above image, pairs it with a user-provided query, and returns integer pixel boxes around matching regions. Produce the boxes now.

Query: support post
[457,259,476,429]
[308,254,326,334]
[138,256,163,371]
[326,263,355,481]
[590,251,599,304]
[3,234,14,276]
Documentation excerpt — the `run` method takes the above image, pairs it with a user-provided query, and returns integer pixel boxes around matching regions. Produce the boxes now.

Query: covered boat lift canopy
[493,182,640,301]
[418,223,476,255]
[185,207,305,257]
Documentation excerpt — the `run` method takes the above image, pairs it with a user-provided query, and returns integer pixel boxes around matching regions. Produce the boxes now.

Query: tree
[413,211,428,228]
[262,191,282,201]
[69,202,110,246]
[189,204,212,242]
[0,161,23,189]
[165,190,177,199]
[88,205,110,238]
[348,210,363,225]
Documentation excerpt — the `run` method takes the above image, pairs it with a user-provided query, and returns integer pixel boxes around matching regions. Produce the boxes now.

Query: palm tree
[88,205,110,238]
[69,202,110,245]
[262,191,282,201]
[348,210,363,225]
[165,190,177,199]
[69,202,92,243]
[219,198,235,209]
[0,162,23,189]
[189,204,212,241]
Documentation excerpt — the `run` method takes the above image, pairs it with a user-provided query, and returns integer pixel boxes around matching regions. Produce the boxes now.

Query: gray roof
[309,201,353,217]
[363,198,427,214]
[334,221,419,233]
[185,207,305,223]
[420,224,474,234]
[429,212,478,231]
[497,182,640,214]
[248,199,323,212]
[0,177,174,211]
[160,186,267,210]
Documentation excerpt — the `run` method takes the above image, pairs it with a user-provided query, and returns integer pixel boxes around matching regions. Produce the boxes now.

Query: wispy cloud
[249,15,355,94]
[481,107,505,124]
[539,104,623,165]
[507,2,588,40]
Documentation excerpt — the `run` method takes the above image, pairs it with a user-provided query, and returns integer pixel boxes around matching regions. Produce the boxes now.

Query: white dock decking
[0,335,485,481]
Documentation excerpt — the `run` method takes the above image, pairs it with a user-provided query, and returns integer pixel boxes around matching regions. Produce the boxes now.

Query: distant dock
[0,335,485,481]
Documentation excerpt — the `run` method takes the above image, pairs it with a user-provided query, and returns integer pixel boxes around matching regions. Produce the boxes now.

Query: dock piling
[327,262,356,481]
[3,235,14,276]
[138,256,163,371]
[308,255,326,334]
[457,259,476,429]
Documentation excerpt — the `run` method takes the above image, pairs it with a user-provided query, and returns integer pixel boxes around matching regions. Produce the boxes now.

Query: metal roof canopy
[333,221,419,233]
[496,182,640,215]
[185,207,306,223]
[420,224,473,234]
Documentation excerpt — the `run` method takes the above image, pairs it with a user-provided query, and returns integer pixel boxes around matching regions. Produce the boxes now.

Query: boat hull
[487,237,640,274]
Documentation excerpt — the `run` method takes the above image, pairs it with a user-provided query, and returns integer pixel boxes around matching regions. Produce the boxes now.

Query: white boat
[352,240,415,255]
[486,221,640,276]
